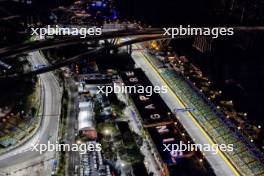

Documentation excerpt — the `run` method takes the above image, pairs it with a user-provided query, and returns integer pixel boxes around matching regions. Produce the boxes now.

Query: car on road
[33,64,47,70]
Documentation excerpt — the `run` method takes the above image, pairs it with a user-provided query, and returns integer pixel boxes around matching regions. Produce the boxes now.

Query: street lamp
[120,161,125,167]
[76,139,81,144]
[104,128,113,142]
[104,128,112,136]
[104,129,110,135]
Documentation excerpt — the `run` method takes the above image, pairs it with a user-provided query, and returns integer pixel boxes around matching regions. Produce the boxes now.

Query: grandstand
[142,51,264,175]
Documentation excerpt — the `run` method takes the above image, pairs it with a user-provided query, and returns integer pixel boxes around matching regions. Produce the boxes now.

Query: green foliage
[94,101,103,119]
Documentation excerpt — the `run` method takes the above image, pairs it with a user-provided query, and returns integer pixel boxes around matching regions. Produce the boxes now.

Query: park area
[0,76,40,151]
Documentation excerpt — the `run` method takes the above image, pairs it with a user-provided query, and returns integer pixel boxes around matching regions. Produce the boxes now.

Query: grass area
[108,93,126,118]
[94,92,144,167]
[23,79,40,117]
[56,85,69,176]
[116,122,144,164]
[94,101,103,118]
[0,76,40,149]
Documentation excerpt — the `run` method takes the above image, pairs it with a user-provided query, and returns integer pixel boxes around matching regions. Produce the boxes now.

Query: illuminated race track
[130,43,264,175]
[0,51,61,175]
[1,26,264,175]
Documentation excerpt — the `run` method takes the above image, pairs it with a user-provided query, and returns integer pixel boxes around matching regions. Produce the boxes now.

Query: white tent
[78,101,95,131]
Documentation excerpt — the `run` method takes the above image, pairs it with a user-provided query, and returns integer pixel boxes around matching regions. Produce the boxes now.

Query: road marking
[135,48,240,176]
